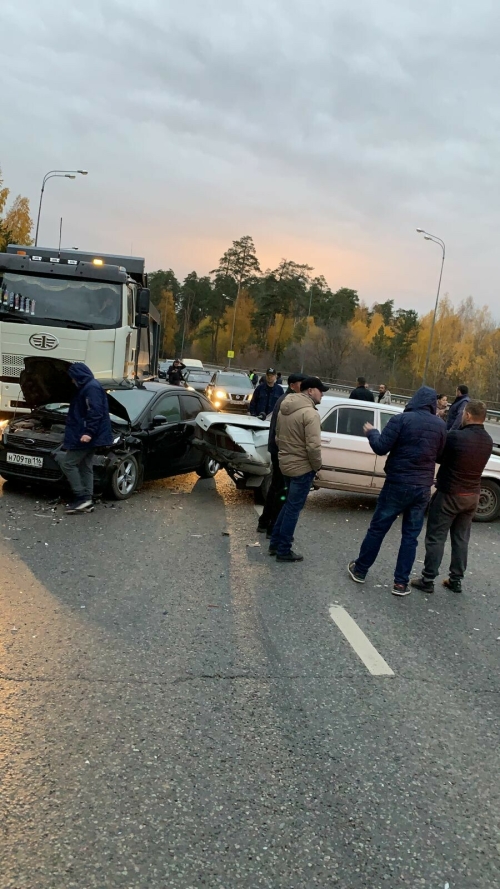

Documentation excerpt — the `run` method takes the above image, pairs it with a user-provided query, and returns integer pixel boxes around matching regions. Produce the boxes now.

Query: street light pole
[416,229,446,387]
[228,282,241,368]
[301,282,314,374]
[34,169,88,246]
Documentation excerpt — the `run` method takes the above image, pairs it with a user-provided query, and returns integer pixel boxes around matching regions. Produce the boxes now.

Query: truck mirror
[135,313,149,328]
[138,287,150,314]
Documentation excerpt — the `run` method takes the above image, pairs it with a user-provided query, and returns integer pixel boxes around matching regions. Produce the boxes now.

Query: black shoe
[392,582,411,597]
[266,528,273,539]
[348,561,366,584]
[257,524,268,533]
[276,550,303,562]
[443,578,462,593]
[268,546,277,556]
[411,576,434,594]
[66,498,93,514]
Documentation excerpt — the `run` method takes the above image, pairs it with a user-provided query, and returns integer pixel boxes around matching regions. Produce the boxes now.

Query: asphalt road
[0,471,499,888]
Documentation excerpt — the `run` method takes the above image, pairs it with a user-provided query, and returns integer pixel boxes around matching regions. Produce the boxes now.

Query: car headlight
[245,393,252,400]
[215,390,227,399]
[214,401,221,408]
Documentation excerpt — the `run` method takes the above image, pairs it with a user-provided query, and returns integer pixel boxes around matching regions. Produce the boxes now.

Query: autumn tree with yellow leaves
[0,167,33,251]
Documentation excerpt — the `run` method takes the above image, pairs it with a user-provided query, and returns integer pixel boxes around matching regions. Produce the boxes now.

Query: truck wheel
[196,456,220,479]
[109,455,140,500]
[474,479,500,522]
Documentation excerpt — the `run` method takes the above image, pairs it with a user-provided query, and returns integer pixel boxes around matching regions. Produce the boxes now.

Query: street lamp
[416,228,446,386]
[34,169,88,246]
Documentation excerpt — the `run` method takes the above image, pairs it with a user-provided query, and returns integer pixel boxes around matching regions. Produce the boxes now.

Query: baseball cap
[288,373,308,385]
[300,376,330,393]
[266,367,277,374]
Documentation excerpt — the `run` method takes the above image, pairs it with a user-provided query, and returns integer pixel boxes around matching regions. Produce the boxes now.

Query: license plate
[6,452,43,468]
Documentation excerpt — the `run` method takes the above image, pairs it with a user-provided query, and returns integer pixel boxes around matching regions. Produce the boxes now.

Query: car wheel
[109,454,141,500]
[474,479,500,522]
[196,456,220,479]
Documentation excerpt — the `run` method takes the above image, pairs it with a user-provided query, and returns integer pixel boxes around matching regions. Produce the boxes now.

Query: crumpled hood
[279,392,316,416]
[68,362,95,387]
[404,386,437,415]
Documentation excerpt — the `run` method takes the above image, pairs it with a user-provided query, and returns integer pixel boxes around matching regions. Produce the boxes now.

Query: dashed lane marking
[328,605,395,677]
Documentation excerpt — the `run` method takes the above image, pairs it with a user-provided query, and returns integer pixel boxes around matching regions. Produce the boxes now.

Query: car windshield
[0,272,122,329]
[187,371,211,381]
[216,374,251,388]
[106,388,156,423]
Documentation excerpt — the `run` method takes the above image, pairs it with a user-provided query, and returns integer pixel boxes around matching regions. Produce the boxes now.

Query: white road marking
[254,505,263,516]
[328,605,394,677]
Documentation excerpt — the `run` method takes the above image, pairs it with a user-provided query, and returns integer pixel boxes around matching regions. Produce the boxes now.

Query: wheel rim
[207,458,220,475]
[477,485,497,518]
[116,458,137,495]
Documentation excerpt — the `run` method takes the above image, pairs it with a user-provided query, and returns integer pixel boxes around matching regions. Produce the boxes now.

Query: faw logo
[29,333,60,351]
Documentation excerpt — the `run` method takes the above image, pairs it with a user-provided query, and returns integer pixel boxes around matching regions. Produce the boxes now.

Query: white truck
[0,245,160,416]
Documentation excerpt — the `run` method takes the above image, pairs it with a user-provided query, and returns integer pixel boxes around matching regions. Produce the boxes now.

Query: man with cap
[249,367,284,418]
[257,372,308,536]
[269,376,329,562]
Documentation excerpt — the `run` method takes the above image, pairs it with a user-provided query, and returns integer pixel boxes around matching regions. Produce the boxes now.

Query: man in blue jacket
[58,363,113,513]
[249,368,284,417]
[348,387,447,596]
[446,384,470,431]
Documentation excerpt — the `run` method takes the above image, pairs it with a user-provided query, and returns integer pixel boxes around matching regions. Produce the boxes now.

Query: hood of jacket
[404,386,437,415]
[68,362,95,387]
[279,392,317,416]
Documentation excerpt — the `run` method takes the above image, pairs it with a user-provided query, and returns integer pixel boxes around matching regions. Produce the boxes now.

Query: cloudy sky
[2,0,500,314]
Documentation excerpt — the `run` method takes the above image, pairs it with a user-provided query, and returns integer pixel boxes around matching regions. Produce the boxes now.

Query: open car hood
[19,357,132,424]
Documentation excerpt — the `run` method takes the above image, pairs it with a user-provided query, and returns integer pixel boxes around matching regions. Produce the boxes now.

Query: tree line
[149,234,500,405]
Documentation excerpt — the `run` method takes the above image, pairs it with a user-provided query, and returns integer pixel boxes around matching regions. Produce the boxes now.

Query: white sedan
[194,397,500,521]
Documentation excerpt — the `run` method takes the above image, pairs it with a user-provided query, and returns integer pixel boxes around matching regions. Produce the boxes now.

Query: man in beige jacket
[269,376,329,561]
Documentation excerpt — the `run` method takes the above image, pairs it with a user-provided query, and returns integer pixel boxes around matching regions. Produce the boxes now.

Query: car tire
[473,479,500,522]
[253,471,272,505]
[196,456,220,479]
[108,454,141,500]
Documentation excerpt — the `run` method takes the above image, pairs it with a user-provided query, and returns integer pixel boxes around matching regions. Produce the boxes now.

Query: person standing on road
[350,377,375,402]
[257,372,307,536]
[411,401,493,595]
[378,384,392,404]
[269,376,329,562]
[248,369,259,387]
[58,363,113,514]
[348,386,447,595]
[249,368,284,417]
[167,359,186,386]
[447,385,470,430]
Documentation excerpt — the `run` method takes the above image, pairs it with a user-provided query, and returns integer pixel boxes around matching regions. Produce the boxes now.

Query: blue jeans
[355,481,431,585]
[270,470,316,556]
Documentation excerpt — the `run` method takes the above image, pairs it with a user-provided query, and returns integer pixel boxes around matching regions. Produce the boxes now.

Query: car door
[144,393,187,479]
[371,408,401,490]
[179,393,206,470]
[316,404,376,492]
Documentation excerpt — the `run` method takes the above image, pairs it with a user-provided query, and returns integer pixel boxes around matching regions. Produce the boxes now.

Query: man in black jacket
[349,377,375,402]
[412,400,493,594]
[446,384,470,430]
[257,373,307,535]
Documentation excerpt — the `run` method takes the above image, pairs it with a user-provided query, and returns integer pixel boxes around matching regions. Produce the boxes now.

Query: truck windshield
[0,272,122,329]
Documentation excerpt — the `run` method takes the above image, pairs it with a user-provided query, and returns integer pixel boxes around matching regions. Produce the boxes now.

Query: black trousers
[423,491,479,582]
[258,453,288,530]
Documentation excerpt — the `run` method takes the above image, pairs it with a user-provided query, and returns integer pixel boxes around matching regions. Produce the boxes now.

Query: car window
[216,374,251,388]
[181,394,203,420]
[321,409,338,433]
[380,411,397,431]
[153,394,181,423]
[337,407,374,436]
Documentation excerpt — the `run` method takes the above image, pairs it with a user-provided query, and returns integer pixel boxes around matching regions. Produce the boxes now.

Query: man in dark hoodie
[58,363,113,513]
[257,373,307,535]
[348,387,447,596]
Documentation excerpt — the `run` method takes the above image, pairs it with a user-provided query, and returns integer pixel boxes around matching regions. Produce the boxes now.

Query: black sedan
[0,358,219,499]
[184,369,213,393]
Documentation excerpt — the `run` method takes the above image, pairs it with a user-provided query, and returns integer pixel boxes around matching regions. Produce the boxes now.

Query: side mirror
[135,313,149,328]
[152,415,167,427]
[138,287,150,314]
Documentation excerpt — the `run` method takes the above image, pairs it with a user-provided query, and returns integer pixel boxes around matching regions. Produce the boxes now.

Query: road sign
[227,350,235,358]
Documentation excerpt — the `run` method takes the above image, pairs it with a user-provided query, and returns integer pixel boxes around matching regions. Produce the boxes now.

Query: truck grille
[0,461,61,480]
[2,354,25,378]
